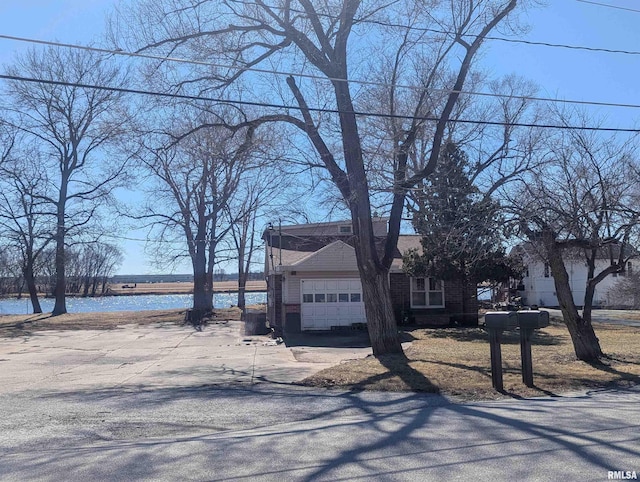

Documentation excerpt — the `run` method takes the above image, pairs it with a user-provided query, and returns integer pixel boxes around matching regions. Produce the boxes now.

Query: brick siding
[389,273,477,326]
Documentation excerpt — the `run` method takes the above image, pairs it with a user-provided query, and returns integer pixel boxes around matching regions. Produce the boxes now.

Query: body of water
[0,292,266,315]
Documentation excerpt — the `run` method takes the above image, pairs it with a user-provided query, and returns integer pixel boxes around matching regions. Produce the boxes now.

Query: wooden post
[520,327,534,387]
[488,328,504,391]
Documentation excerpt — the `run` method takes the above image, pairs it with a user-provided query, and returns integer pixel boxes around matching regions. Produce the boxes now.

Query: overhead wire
[0,34,639,112]
[227,1,640,54]
[1,73,639,133]
[221,0,640,53]
[575,0,640,13]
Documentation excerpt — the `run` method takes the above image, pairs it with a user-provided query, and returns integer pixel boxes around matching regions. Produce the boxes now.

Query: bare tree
[0,244,24,296]
[4,46,129,315]
[0,150,55,313]
[65,242,123,296]
[115,0,524,356]
[135,110,260,319]
[508,118,640,361]
[226,166,287,314]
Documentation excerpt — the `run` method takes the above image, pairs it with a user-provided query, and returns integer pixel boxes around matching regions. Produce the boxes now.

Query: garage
[301,279,366,330]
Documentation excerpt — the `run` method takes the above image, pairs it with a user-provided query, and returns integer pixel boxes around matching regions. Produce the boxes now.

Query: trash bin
[244,309,269,336]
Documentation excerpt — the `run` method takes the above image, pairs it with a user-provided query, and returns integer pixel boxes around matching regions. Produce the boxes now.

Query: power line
[1,73,639,133]
[1,34,639,112]
[576,0,640,13]
[359,21,640,56]
[228,0,640,54]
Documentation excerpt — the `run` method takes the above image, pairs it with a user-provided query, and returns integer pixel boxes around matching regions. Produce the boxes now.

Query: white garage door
[301,279,366,330]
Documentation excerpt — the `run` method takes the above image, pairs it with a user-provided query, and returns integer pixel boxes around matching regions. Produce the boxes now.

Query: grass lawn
[301,319,640,401]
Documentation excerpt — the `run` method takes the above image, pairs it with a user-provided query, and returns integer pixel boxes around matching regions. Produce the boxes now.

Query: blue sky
[1,0,639,274]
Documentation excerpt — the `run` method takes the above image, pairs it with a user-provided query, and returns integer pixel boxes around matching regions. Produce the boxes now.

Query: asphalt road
[543,308,640,327]
[0,322,638,481]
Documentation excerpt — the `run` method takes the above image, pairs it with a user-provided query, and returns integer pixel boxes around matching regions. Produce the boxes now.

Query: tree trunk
[582,279,596,325]
[91,277,99,296]
[331,76,403,357]
[544,232,602,361]
[23,261,42,314]
[192,244,209,313]
[237,276,246,312]
[82,276,90,297]
[52,203,67,315]
[237,249,246,313]
[360,269,403,356]
[205,221,217,312]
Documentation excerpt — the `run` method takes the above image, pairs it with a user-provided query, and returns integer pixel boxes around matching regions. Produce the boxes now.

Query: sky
[0,0,639,274]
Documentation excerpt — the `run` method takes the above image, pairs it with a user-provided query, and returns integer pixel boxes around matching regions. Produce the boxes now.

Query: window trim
[410,276,445,309]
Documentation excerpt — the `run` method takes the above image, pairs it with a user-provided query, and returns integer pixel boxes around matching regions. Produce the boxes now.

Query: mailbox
[484,311,518,330]
[517,310,550,329]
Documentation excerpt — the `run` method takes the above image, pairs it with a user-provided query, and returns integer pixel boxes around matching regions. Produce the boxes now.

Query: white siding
[522,258,628,307]
[293,241,358,272]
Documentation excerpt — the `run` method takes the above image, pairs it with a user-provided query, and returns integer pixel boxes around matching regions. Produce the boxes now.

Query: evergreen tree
[404,143,521,323]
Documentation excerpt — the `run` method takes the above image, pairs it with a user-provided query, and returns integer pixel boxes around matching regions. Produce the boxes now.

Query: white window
[338,224,352,234]
[410,277,444,308]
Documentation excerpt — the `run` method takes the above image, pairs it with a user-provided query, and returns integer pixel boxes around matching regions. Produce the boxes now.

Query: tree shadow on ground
[424,327,563,346]
[351,353,440,393]
[18,383,640,482]
[284,330,416,349]
[585,355,640,386]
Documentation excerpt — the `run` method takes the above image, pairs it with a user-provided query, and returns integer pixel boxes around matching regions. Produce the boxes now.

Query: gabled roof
[288,240,358,271]
[263,217,389,240]
[264,221,422,273]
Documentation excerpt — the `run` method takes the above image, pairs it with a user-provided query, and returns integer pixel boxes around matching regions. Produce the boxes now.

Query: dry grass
[0,306,251,337]
[302,319,640,401]
[108,280,266,295]
[0,280,267,298]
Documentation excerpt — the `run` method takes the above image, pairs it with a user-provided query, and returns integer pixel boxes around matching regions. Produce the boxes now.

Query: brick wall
[284,304,301,333]
[284,303,300,313]
[444,278,478,326]
[389,273,477,326]
[389,273,411,323]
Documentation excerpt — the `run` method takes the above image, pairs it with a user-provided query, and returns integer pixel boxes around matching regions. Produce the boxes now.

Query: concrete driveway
[1,320,639,480]
[0,320,373,394]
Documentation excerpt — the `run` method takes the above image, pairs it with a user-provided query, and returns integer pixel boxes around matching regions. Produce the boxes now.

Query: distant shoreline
[1,280,267,299]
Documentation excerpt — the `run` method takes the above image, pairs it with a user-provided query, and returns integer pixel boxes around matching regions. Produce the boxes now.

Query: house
[263,218,475,334]
[511,242,636,308]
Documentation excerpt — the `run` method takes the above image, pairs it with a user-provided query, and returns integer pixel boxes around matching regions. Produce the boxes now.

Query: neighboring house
[511,242,636,308]
[263,218,475,334]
